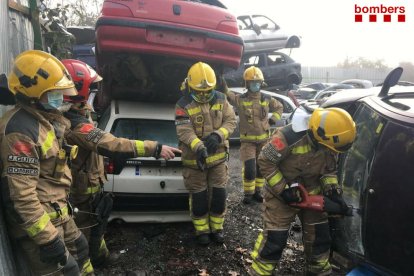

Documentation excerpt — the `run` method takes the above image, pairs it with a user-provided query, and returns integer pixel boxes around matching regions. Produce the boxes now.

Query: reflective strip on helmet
[209,216,224,231]
[81,259,94,275]
[268,171,283,187]
[182,152,227,166]
[256,178,265,188]
[260,101,269,106]
[242,101,253,106]
[135,140,145,156]
[26,212,50,238]
[240,133,269,141]
[321,176,338,186]
[211,103,223,111]
[291,144,312,154]
[48,205,69,220]
[190,138,202,151]
[41,130,56,157]
[272,112,281,121]
[218,127,229,140]
[192,217,210,232]
[187,106,201,116]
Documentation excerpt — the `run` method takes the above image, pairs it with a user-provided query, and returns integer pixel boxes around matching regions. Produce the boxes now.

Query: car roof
[321,85,414,108]
[110,100,175,120]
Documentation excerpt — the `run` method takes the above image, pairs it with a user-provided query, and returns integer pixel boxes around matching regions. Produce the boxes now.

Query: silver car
[237,14,301,54]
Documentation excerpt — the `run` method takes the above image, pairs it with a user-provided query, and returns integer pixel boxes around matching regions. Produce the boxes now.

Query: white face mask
[249,82,261,92]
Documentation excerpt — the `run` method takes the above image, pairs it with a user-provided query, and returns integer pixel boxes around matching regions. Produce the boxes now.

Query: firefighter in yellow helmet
[175,62,236,245]
[0,50,93,275]
[223,66,283,204]
[250,107,356,276]
[61,59,181,267]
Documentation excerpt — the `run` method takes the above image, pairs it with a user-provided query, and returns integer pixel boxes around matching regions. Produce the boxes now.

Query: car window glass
[244,55,259,67]
[268,53,285,65]
[251,15,276,30]
[237,16,253,29]
[276,98,293,113]
[111,119,179,148]
[338,104,387,255]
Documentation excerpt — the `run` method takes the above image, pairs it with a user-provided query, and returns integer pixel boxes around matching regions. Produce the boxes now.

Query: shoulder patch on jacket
[5,109,39,142]
[79,123,95,134]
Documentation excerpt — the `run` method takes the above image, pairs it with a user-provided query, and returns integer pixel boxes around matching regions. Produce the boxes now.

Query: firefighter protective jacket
[64,109,158,198]
[259,125,339,196]
[0,104,73,245]
[226,90,283,143]
[175,92,236,169]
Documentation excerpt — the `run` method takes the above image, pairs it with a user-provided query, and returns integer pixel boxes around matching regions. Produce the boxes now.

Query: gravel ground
[96,146,337,276]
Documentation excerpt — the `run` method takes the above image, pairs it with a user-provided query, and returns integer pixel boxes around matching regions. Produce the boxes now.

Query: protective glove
[324,186,352,216]
[95,193,114,223]
[280,184,302,204]
[203,133,221,154]
[196,147,208,171]
[39,236,67,266]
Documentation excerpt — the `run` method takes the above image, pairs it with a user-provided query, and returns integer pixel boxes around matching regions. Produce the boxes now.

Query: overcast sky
[220,0,414,67]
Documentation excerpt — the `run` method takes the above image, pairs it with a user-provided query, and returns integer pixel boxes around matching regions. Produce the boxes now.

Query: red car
[95,0,243,108]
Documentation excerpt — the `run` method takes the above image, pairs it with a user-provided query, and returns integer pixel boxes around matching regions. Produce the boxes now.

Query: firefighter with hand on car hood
[0,50,93,275]
[250,107,356,276]
[223,66,283,204]
[61,59,181,267]
[175,62,236,245]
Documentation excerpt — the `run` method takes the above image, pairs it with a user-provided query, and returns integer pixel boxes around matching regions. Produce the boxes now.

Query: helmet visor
[190,88,214,103]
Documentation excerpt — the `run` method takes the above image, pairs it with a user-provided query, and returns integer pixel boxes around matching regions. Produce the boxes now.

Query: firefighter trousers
[15,217,93,276]
[183,162,228,236]
[240,141,267,195]
[250,191,332,276]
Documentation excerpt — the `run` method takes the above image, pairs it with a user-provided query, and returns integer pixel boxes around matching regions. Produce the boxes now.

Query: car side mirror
[252,24,261,35]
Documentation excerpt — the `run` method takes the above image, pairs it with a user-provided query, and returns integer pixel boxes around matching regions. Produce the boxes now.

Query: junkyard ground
[98,146,343,276]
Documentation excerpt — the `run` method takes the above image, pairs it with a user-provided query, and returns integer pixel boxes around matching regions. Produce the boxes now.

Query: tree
[337,57,389,70]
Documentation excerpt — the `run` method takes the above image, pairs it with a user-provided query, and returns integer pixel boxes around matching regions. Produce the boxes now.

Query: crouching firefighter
[0,50,93,275]
[249,107,356,276]
[222,66,283,204]
[61,59,181,267]
[175,62,236,245]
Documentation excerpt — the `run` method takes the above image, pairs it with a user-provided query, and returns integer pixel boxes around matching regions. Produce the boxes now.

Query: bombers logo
[354,3,406,22]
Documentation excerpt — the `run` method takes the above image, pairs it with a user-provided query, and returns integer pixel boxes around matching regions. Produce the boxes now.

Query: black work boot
[211,231,224,244]
[196,233,211,245]
[92,251,121,268]
[253,190,264,203]
[243,194,253,204]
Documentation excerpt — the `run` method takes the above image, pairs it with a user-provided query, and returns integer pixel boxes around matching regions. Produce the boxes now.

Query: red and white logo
[354,4,406,22]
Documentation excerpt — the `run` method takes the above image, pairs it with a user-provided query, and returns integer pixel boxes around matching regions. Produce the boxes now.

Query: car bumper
[96,17,243,68]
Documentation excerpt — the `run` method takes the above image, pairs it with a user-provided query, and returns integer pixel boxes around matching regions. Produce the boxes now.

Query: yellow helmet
[243,66,264,82]
[187,62,216,92]
[8,50,77,99]
[308,108,356,153]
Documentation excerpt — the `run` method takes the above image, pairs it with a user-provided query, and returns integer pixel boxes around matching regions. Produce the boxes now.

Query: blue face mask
[249,82,261,92]
[41,91,64,110]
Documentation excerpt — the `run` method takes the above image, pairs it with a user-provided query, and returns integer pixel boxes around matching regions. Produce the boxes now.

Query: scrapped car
[301,83,355,105]
[224,51,302,91]
[95,0,243,108]
[237,14,300,54]
[340,79,373,89]
[330,68,414,275]
[228,88,296,142]
[98,100,189,223]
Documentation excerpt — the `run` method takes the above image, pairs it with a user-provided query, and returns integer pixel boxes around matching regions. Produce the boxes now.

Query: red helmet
[61,59,102,103]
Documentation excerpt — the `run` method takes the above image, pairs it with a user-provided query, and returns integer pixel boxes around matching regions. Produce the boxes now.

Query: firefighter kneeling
[250,107,356,276]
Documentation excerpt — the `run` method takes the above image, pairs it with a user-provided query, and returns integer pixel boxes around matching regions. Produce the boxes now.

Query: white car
[98,100,190,223]
[237,15,301,54]
[228,88,297,142]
